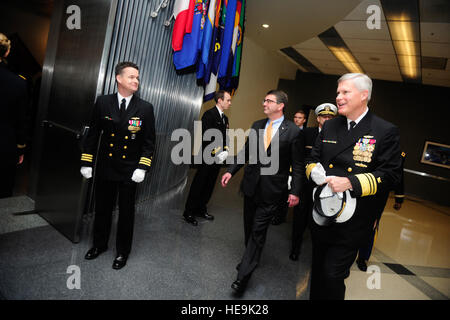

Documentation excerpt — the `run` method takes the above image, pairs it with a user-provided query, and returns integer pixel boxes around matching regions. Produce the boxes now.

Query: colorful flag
[173,0,207,70]
[223,0,245,92]
[172,0,195,52]
[217,0,237,80]
[202,0,226,101]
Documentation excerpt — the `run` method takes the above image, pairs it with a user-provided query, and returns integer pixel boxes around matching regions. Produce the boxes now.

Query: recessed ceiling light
[262,24,269,28]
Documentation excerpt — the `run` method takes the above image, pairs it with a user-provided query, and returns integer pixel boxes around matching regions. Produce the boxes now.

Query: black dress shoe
[231,278,248,294]
[85,247,107,260]
[289,252,299,261]
[112,254,128,270]
[356,258,367,272]
[197,212,214,220]
[183,214,198,226]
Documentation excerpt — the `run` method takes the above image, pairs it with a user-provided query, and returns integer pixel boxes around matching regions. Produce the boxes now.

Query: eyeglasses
[262,99,278,104]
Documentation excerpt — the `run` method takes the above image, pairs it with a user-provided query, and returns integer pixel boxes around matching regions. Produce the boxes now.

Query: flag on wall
[171,0,195,52]
[172,0,246,100]
[173,0,207,70]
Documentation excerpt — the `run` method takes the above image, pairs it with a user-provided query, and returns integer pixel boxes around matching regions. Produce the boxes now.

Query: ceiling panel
[343,38,396,54]
[295,48,337,60]
[335,20,391,40]
[367,72,403,82]
[293,37,330,50]
[421,42,450,58]
[316,66,349,75]
[352,52,399,66]
[309,59,346,70]
[363,63,401,74]
[422,78,450,87]
[422,68,450,80]
[421,23,450,43]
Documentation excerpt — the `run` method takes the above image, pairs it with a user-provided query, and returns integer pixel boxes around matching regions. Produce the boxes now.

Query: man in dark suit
[306,73,401,299]
[221,89,305,293]
[0,33,28,198]
[183,90,231,226]
[289,103,337,261]
[80,61,156,270]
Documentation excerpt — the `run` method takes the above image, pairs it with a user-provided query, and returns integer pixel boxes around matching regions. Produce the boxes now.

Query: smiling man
[306,73,402,300]
[80,61,156,270]
[221,89,305,294]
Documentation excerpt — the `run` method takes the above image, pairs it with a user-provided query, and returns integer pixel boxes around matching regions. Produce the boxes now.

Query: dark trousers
[310,236,358,300]
[0,161,17,198]
[358,219,379,261]
[184,163,221,215]
[237,195,280,281]
[93,178,137,255]
[291,184,313,254]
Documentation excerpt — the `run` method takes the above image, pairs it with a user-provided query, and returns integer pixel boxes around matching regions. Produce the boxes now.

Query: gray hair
[338,73,372,101]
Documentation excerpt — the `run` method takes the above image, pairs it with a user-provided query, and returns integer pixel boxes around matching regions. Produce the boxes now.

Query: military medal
[353,137,376,164]
[128,117,142,134]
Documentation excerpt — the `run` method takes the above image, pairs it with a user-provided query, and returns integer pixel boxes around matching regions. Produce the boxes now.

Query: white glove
[131,169,146,183]
[311,163,327,185]
[80,166,92,179]
[216,151,228,164]
[287,175,292,190]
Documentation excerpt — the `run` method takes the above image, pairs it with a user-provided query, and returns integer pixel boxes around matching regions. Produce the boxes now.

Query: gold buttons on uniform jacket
[122,155,126,159]
[111,133,115,137]
[109,153,112,157]
[348,167,352,172]
[110,144,113,147]
[123,146,127,149]
[125,136,128,140]
[329,164,333,169]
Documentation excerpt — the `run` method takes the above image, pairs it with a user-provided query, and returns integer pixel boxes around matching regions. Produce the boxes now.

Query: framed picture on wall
[420,141,450,169]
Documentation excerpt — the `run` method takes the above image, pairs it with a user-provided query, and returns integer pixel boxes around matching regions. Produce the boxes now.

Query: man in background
[183,90,231,226]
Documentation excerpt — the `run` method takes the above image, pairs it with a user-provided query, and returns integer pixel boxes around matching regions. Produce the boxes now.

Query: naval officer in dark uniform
[289,103,337,261]
[183,90,231,226]
[81,61,156,270]
[306,73,402,299]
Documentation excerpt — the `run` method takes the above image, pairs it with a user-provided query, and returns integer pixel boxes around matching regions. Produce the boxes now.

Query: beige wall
[197,37,298,154]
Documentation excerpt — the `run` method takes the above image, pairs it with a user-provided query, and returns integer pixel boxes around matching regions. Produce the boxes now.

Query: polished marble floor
[0,168,449,300]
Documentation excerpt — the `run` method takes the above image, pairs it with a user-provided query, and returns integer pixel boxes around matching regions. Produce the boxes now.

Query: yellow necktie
[264,121,273,150]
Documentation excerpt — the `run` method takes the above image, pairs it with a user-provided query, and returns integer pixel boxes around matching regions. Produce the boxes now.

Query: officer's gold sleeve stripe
[81,155,93,159]
[17,144,26,149]
[366,173,377,195]
[395,195,405,198]
[363,174,372,195]
[81,153,93,158]
[355,174,370,196]
[139,158,151,163]
[139,159,151,164]
[305,163,316,180]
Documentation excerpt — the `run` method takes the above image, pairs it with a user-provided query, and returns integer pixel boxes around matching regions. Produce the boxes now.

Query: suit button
[123,146,127,149]
[122,155,126,159]
[110,144,113,147]
[348,167,352,172]
[109,153,112,157]
[329,164,333,169]
[111,133,115,137]
[125,136,128,140]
